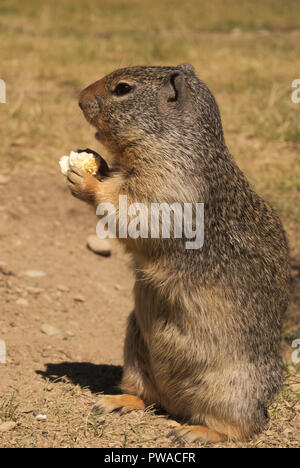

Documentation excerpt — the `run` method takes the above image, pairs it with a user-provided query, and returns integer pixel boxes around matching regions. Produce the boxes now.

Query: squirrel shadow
[36,362,123,395]
[37,362,175,420]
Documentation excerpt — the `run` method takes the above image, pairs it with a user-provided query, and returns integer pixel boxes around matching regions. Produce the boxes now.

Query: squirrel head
[79,64,225,169]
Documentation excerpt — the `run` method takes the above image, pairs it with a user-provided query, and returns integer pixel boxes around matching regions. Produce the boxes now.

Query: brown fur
[67,64,290,443]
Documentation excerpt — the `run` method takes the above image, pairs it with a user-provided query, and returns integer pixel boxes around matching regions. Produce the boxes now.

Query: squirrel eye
[114,82,132,97]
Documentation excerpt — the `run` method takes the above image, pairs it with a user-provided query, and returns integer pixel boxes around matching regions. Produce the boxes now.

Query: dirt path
[0,169,299,448]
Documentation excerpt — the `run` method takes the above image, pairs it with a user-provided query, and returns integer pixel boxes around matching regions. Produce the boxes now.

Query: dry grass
[0,0,299,448]
[0,365,299,448]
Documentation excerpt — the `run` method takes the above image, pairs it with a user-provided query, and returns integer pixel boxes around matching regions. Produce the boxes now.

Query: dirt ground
[0,167,299,448]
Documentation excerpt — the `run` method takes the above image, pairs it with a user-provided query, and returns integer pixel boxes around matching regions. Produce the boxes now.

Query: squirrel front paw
[67,165,100,204]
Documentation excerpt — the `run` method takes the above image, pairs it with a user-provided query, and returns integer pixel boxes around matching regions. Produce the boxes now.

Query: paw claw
[69,165,84,177]
[168,425,224,444]
[65,165,94,202]
[92,404,107,415]
[167,429,186,446]
[91,394,145,416]
[66,168,82,186]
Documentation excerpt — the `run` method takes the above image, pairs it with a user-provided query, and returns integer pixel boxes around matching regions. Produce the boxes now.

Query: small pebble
[0,263,14,276]
[0,339,6,364]
[40,324,66,340]
[24,270,46,278]
[0,421,17,432]
[0,175,10,184]
[73,295,85,303]
[27,287,42,295]
[15,298,28,306]
[87,235,111,257]
[57,285,69,293]
[33,412,47,421]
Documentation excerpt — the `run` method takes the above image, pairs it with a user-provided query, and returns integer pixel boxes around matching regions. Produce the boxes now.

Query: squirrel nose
[78,94,101,121]
[78,91,97,115]
[79,76,107,120]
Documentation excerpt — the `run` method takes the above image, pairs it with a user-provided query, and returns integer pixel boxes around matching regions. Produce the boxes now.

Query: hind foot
[168,424,226,444]
[92,394,145,415]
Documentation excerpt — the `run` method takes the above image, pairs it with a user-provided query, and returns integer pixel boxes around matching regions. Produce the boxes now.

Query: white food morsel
[59,151,100,176]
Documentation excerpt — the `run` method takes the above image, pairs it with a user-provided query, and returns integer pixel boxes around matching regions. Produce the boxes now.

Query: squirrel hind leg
[168,425,226,445]
[92,394,145,415]
[169,417,255,444]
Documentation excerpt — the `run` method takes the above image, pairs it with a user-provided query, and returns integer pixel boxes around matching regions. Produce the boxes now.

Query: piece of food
[59,156,70,176]
[59,151,100,176]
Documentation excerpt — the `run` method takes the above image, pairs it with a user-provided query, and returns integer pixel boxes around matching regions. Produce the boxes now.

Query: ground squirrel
[66,64,290,443]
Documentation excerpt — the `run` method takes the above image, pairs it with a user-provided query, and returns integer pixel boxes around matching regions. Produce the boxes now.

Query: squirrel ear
[177,63,195,75]
[159,71,191,111]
